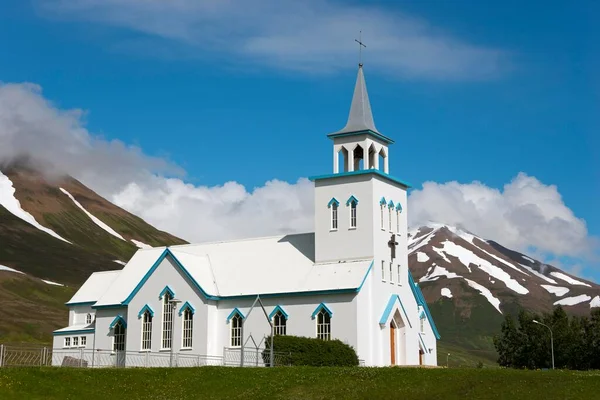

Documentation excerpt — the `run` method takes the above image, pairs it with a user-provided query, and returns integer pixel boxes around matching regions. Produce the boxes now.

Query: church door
[419,349,424,366]
[390,322,396,365]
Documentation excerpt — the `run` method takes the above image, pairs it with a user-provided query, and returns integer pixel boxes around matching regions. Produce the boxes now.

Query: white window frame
[182,308,193,349]
[381,260,386,282]
[86,313,93,325]
[230,314,242,348]
[64,337,71,348]
[80,336,87,347]
[73,337,79,347]
[316,309,331,341]
[349,201,357,229]
[273,311,287,336]
[331,203,338,231]
[141,310,153,351]
[161,292,173,350]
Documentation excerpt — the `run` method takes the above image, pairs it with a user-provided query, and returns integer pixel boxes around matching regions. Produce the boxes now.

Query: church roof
[81,233,373,307]
[332,65,378,135]
[66,270,120,305]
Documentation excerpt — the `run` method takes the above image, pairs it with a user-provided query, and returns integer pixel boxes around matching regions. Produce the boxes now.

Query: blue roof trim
[327,197,340,208]
[65,301,95,307]
[388,200,395,208]
[345,195,359,206]
[227,308,245,322]
[379,294,412,328]
[379,196,387,205]
[102,249,373,307]
[311,303,333,319]
[418,333,429,354]
[309,169,412,189]
[409,272,441,340]
[178,301,196,316]
[396,203,403,212]
[269,305,289,320]
[159,285,175,300]
[137,304,155,318]
[53,328,95,336]
[109,315,127,330]
[327,129,395,145]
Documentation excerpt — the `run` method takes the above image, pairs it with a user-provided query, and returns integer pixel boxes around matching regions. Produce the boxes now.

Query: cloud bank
[35,0,509,80]
[0,82,595,269]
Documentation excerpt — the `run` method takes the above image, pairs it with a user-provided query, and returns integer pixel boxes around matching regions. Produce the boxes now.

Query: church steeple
[334,65,379,135]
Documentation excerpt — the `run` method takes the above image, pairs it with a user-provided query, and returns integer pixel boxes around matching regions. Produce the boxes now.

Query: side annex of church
[53,63,440,367]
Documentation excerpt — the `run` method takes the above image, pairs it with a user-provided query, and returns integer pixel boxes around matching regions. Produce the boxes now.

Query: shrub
[262,335,359,367]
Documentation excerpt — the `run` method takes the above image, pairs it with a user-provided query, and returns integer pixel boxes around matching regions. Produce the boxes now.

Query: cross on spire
[354,31,366,67]
[388,233,399,260]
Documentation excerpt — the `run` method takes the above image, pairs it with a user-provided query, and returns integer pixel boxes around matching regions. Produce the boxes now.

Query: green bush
[262,335,359,367]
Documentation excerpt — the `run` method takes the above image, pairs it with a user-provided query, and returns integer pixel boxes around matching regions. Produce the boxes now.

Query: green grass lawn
[1,367,599,400]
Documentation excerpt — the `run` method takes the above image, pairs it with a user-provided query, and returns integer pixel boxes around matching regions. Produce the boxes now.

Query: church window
[331,203,338,230]
[182,307,193,349]
[380,205,385,230]
[397,264,402,285]
[381,260,386,282]
[350,200,357,228]
[162,292,174,350]
[80,336,87,347]
[113,320,126,352]
[73,337,79,347]
[64,337,71,348]
[86,313,93,325]
[141,310,153,351]
[316,309,331,340]
[396,210,400,233]
[389,262,393,283]
[273,311,287,336]
[388,207,392,231]
[230,313,243,347]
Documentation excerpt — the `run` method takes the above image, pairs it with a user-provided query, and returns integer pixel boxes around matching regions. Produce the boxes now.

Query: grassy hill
[1,367,599,400]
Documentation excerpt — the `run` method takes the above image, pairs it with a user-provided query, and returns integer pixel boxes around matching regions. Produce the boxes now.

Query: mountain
[0,162,186,343]
[408,223,600,366]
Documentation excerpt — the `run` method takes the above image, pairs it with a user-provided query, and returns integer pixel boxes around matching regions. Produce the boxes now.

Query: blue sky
[0,1,598,277]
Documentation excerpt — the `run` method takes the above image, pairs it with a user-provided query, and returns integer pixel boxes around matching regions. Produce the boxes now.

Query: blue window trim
[388,200,395,208]
[379,196,387,206]
[53,328,95,336]
[396,203,403,212]
[326,128,395,145]
[109,315,127,330]
[91,249,373,308]
[309,169,412,189]
[379,294,412,328]
[311,303,333,319]
[268,305,289,320]
[137,304,155,319]
[345,195,359,206]
[327,197,340,208]
[409,271,441,340]
[178,301,196,316]
[227,308,245,323]
[159,285,175,300]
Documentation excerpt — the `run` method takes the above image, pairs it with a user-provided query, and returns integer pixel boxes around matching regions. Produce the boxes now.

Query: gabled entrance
[390,321,396,365]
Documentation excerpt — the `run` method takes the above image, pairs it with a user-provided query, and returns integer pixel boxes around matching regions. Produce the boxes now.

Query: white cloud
[408,174,598,261]
[35,0,509,80]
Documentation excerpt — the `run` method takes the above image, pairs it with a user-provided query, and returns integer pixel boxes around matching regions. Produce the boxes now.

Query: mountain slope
[408,223,599,366]
[0,163,186,342]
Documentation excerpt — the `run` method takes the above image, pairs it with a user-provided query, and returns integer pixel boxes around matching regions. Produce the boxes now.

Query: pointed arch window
[269,306,288,336]
[161,290,174,350]
[182,308,193,349]
[141,310,153,351]
[312,303,332,341]
[380,197,387,230]
[86,313,93,325]
[396,203,402,234]
[227,308,245,348]
[110,317,127,352]
[328,198,339,231]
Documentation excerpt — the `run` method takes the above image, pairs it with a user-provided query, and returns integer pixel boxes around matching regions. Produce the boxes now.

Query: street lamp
[533,320,554,370]
[446,353,450,368]
[169,298,182,367]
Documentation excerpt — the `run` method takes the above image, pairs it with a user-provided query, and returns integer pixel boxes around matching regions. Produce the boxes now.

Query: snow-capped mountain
[409,223,599,314]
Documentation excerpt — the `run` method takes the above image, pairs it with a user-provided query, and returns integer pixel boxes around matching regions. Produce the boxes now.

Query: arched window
[161,291,173,350]
[388,206,392,231]
[182,308,193,349]
[141,310,152,351]
[316,309,331,341]
[273,311,287,336]
[86,313,92,325]
[350,200,357,228]
[113,320,126,352]
[331,203,338,230]
[230,313,243,347]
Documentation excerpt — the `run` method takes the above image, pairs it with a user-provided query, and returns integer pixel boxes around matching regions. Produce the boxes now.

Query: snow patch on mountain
[540,285,570,297]
[554,294,592,306]
[60,188,127,242]
[522,255,535,263]
[42,279,64,286]
[420,265,462,282]
[550,272,592,287]
[471,241,529,276]
[0,171,71,244]
[464,278,502,314]
[441,288,452,298]
[437,240,529,295]
[417,252,429,263]
[0,264,24,274]
[131,239,152,249]
[113,260,126,266]
[518,264,557,284]
[590,296,600,308]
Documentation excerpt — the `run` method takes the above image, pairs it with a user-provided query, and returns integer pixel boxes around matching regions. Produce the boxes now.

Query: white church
[52,63,440,367]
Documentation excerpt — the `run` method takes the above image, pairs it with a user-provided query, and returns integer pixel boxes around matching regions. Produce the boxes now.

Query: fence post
[0,344,4,367]
[79,349,83,368]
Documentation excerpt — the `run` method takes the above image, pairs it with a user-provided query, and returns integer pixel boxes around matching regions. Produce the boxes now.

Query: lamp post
[446,353,450,368]
[169,298,182,367]
[533,320,554,370]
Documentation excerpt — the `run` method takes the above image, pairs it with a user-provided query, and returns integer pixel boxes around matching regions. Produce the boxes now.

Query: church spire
[334,64,379,135]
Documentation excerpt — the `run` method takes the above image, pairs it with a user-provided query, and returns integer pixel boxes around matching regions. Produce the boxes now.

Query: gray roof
[334,65,379,135]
